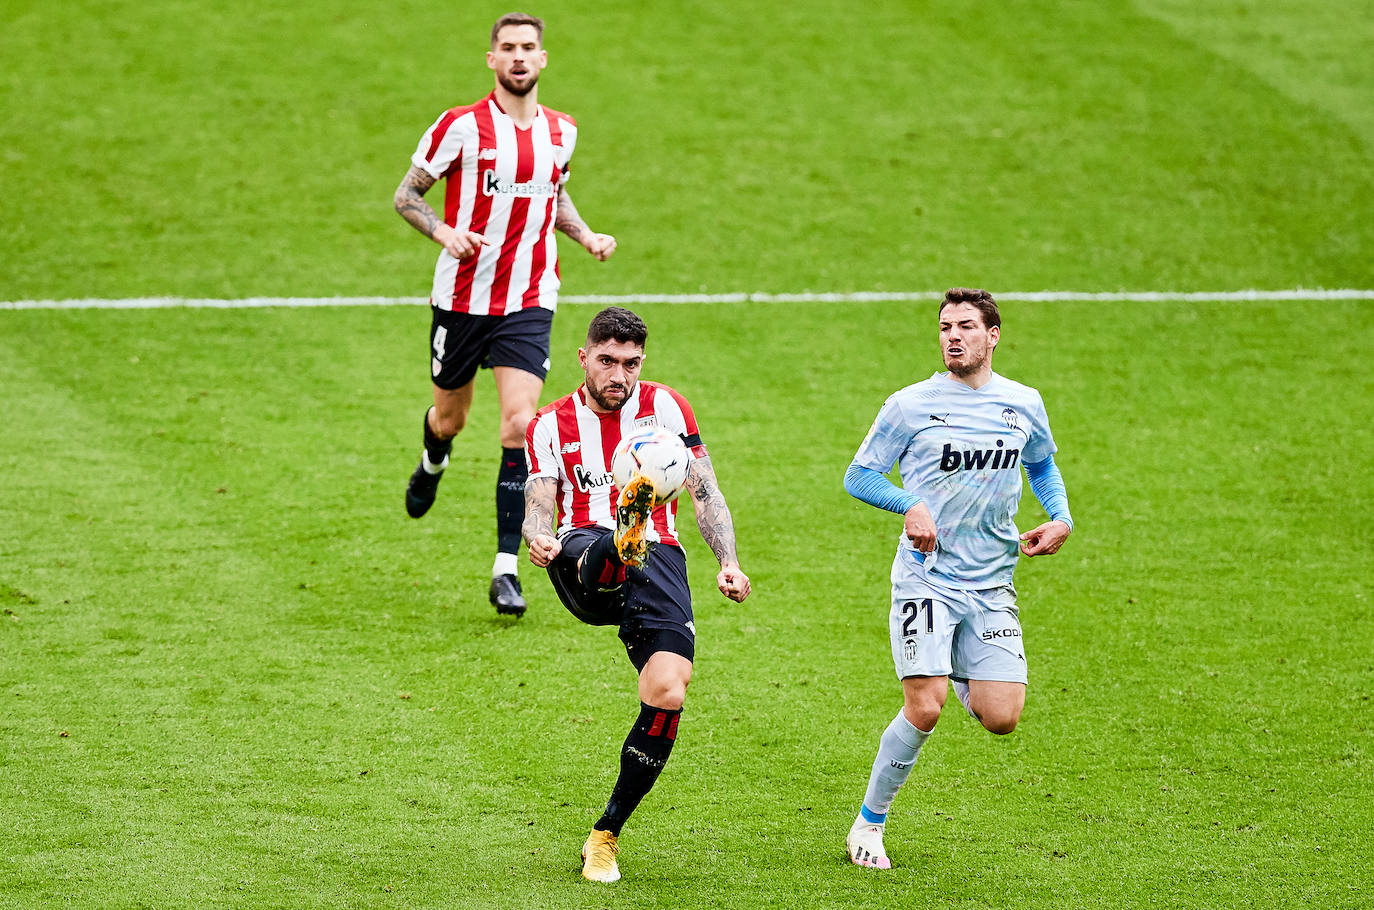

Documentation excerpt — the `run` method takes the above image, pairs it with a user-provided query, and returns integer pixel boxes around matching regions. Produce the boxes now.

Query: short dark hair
[491,12,544,46]
[586,306,647,348]
[939,287,1000,330]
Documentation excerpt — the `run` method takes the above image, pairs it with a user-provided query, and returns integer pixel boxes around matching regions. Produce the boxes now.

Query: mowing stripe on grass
[1,289,1372,310]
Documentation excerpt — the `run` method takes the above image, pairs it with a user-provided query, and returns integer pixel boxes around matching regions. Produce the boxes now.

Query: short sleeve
[852,396,913,474]
[1021,392,1058,465]
[525,413,561,484]
[656,385,706,459]
[411,110,464,180]
[558,119,577,186]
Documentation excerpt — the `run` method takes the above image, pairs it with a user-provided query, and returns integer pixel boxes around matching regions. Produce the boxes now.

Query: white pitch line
[1,289,1372,310]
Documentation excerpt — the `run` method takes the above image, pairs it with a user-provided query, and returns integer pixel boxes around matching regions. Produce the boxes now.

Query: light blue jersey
[852,371,1059,589]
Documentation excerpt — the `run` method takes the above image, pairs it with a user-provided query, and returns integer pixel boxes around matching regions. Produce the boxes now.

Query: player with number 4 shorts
[392,12,617,617]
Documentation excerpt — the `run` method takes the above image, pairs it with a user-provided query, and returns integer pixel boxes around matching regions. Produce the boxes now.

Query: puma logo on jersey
[940,439,1020,472]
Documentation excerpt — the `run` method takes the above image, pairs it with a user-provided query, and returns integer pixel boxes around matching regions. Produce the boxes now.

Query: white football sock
[860,710,931,822]
[421,451,449,475]
[492,552,518,578]
[951,679,977,719]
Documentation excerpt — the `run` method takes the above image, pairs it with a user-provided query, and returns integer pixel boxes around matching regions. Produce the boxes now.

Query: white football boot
[846,816,892,869]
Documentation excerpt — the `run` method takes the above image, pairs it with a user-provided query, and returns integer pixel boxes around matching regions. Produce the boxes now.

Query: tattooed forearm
[686,456,740,567]
[394,165,443,239]
[522,476,559,543]
[554,187,593,244]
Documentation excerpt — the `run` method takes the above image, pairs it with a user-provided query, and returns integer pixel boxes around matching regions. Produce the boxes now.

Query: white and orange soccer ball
[611,426,690,505]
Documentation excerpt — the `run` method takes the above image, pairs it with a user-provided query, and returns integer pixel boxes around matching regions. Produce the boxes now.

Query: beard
[944,346,988,376]
[496,70,538,96]
[586,378,631,411]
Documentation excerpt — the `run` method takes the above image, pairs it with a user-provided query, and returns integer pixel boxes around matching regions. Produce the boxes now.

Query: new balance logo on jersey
[483,172,558,197]
[940,439,1020,472]
[560,441,582,455]
[478,147,498,160]
[572,463,614,490]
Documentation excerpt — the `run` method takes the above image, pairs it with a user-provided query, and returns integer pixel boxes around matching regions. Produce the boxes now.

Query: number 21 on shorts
[900,598,934,637]
[900,598,932,662]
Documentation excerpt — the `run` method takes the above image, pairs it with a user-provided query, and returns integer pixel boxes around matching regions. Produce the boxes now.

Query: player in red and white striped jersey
[523,307,750,883]
[526,377,702,546]
[393,13,617,618]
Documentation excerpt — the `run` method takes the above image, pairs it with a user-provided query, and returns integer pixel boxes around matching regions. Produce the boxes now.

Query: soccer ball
[611,427,690,504]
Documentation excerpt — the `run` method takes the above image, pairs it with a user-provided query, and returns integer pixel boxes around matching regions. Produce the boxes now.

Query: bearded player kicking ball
[522,307,750,883]
[842,288,1074,869]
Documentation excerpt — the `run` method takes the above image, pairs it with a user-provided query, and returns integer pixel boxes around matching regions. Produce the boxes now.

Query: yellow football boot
[614,474,656,567]
[580,829,621,883]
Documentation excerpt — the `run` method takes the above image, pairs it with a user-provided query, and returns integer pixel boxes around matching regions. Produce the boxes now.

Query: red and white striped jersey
[526,381,709,544]
[411,92,577,315]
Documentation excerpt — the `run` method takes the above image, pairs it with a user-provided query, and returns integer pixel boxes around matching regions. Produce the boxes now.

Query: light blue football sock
[860,710,931,822]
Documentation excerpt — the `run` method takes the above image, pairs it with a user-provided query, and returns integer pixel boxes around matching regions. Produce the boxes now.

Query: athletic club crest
[1002,408,1018,430]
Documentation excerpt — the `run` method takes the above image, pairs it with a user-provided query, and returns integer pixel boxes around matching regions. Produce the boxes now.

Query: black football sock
[595,702,682,836]
[423,408,452,467]
[577,534,626,592]
[495,447,527,556]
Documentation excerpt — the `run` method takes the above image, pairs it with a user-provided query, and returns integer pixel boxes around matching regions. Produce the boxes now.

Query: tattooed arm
[555,186,617,261]
[393,165,490,260]
[685,455,751,602]
[523,475,562,567]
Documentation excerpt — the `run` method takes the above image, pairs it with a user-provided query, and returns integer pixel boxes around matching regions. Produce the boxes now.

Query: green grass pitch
[2,1,1372,908]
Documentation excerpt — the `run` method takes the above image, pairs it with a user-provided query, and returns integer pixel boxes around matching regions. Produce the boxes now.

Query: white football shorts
[887,559,1027,684]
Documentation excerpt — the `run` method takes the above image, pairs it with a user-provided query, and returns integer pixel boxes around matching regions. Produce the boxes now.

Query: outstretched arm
[393,165,491,260]
[555,186,617,261]
[522,476,562,567]
[685,455,750,602]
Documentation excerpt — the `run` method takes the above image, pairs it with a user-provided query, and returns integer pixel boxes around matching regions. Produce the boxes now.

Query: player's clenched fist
[528,534,562,567]
[903,501,937,554]
[717,565,750,603]
[585,233,617,261]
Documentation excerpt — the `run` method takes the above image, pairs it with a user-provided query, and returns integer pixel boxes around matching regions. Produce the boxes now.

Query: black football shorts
[548,526,696,671]
[428,305,554,390]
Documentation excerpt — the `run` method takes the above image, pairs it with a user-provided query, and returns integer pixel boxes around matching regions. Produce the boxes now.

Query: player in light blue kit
[843,288,1074,869]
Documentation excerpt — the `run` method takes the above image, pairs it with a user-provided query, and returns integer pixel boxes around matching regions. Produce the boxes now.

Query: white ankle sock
[860,710,931,822]
[492,552,518,578]
[422,451,449,474]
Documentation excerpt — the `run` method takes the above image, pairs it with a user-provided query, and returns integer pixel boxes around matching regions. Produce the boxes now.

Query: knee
[645,684,686,712]
[500,411,533,449]
[902,698,941,732]
[978,709,1021,735]
[431,408,465,439]
[641,675,689,712]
